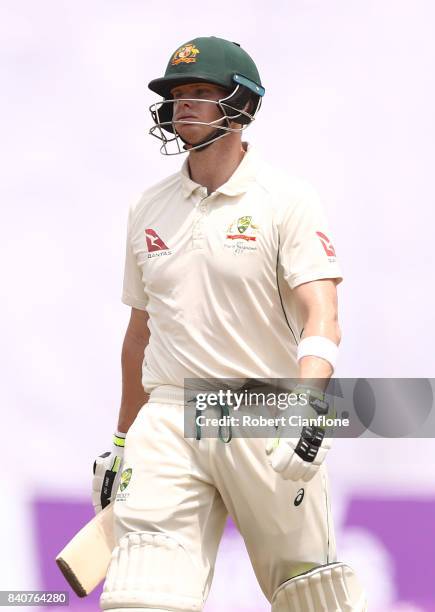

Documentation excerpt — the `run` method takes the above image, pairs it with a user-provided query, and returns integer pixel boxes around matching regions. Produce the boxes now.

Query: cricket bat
[55,504,115,597]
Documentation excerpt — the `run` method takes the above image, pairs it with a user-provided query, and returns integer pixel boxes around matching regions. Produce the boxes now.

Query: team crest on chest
[171,44,200,65]
[225,215,259,255]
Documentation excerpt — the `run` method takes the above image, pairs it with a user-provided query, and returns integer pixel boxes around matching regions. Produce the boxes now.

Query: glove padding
[92,431,126,514]
[266,386,333,482]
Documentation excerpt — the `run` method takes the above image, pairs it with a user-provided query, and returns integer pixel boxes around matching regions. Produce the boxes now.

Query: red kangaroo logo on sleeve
[145,229,169,252]
[316,231,336,257]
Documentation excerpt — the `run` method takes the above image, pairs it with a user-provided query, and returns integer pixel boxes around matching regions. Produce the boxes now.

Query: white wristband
[297,336,338,371]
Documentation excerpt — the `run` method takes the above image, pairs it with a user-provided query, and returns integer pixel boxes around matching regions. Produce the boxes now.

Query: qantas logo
[145,229,169,252]
[316,231,336,259]
[144,229,172,258]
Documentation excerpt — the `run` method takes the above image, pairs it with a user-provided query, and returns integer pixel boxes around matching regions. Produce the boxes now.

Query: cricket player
[92,37,367,611]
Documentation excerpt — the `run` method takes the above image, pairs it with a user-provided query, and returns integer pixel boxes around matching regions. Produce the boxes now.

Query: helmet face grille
[148,85,262,155]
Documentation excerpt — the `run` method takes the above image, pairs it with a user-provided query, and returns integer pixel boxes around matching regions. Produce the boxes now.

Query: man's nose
[174,97,193,115]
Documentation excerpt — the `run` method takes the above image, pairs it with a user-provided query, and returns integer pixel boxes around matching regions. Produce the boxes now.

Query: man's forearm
[118,333,149,433]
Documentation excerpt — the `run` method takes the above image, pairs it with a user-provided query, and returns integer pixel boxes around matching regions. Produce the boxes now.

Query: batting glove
[92,431,126,514]
[266,386,332,482]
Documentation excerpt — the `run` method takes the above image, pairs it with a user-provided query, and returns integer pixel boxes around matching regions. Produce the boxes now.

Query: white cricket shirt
[122,144,342,392]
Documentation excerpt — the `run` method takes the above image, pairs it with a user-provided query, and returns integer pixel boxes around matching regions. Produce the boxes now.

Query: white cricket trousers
[109,388,336,610]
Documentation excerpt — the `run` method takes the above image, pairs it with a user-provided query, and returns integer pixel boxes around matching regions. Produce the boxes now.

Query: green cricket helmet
[148,36,265,155]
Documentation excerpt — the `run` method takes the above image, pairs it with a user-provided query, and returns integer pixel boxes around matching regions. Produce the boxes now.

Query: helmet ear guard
[223,72,264,124]
[218,82,262,126]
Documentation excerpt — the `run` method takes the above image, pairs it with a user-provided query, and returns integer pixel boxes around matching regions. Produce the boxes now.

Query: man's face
[170,82,229,145]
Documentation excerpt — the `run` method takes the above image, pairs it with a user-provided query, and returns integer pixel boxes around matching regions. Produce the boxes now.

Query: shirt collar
[180,143,259,199]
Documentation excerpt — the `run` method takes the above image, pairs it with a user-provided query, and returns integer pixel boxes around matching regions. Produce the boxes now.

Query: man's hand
[92,431,126,514]
[91,308,148,515]
[266,386,332,482]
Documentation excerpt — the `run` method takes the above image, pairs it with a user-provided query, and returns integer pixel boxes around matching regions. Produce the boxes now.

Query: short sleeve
[278,184,343,290]
[121,205,148,310]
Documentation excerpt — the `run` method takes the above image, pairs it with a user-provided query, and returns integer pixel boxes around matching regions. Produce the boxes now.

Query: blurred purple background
[34,496,435,611]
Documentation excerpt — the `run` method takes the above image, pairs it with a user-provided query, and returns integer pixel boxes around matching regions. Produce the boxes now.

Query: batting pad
[100,531,206,611]
[271,562,367,612]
